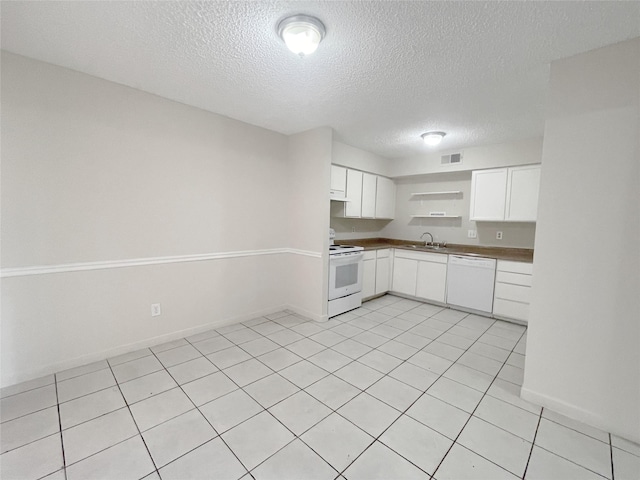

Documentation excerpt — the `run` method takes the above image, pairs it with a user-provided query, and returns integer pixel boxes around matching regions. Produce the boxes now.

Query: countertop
[335,238,534,263]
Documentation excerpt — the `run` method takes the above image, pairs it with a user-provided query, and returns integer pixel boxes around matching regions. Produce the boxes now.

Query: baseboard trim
[286,304,328,323]
[1,303,320,388]
[1,248,323,278]
[521,385,640,444]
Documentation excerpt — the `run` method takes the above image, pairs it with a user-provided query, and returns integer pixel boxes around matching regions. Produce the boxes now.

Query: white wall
[0,52,328,386]
[332,138,541,245]
[332,140,390,177]
[389,137,542,178]
[380,172,536,247]
[522,38,640,442]
[287,128,333,321]
[330,215,391,241]
[330,141,393,240]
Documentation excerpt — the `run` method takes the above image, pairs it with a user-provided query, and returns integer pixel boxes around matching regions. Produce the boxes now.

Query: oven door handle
[330,252,364,265]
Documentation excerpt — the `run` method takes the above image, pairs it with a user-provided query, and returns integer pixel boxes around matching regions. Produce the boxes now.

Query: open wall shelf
[411,191,462,196]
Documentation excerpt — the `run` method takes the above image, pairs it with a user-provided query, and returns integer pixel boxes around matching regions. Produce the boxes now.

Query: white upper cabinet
[333,165,395,220]
[470,165,541,222]
[375,176,396,219]
[330,165,347,199]
[505,165,541,222]
[361,173,377,218]
[469,168,508,221]
[344,169,363,217]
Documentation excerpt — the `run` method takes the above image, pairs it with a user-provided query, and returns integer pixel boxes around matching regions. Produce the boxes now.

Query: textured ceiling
[1,1,639,158]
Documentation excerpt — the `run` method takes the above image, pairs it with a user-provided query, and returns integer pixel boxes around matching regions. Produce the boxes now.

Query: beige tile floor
[1,294,639,479]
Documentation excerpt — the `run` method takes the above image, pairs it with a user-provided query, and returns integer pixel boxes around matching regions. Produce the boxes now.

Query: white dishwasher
[446,255,497,314]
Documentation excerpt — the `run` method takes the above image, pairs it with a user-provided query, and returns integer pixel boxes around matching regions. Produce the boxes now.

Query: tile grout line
[327,318,531,466]
[3,296,539,480]
[186,298,427,477]
[147,346,256,478]
[429,327,528,479]
[326,304,496,477]
[180,334,339,479]
[148,348,249,475]
[206,298,516,478]
[610,433,615,480]
[0,378,56,401]
[70,300,504,480]
[521,405,544,478]
[104,360,160,478]
[53,374,68,480]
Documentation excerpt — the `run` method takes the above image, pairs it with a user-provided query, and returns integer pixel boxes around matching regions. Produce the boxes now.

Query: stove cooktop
[329,244,364,255]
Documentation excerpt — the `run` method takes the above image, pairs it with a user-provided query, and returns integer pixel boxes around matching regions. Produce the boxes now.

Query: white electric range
[328,230,364,317]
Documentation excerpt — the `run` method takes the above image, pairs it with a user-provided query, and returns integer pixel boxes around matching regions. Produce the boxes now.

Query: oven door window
[335,263,359,288]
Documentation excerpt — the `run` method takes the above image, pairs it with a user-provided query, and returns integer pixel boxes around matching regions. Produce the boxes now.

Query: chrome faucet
[420,232,434,246]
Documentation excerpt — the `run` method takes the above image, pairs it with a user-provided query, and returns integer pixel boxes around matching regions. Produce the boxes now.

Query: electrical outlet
[351,227,356,232]
[496,231,503,240]
[467,229,477,239]
[151,303,161,317]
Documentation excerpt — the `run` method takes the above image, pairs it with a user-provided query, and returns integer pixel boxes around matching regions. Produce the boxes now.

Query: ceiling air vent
[441,153,462,165]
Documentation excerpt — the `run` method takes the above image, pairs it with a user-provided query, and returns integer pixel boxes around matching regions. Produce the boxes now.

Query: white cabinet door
[505,165,541,222]
[391,257,418,296]
[361,173,377,218]
[416,260,447,303]
[375,251,390,294]
[345,169,363,217]
[470,168,508,221]
[362,258,376,299]
[330,165,347,197]
[375,176,396,219]
[329,165,347,199]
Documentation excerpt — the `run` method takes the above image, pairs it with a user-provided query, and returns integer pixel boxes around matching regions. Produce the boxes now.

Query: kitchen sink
[402,244,449,252]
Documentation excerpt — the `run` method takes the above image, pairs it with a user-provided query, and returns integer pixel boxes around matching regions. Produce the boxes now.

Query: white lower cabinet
[492,260,533,323]
[362,251,377,299]
[362,249,391,300]
[391,256,418,296]
[375,249,390,294]
[388,249,533,322]
[416,258,448,303]
[392,250,447,302]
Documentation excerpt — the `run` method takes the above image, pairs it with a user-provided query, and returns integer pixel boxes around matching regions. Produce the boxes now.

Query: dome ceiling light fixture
[277,14,326,57]
[421,131,446,146]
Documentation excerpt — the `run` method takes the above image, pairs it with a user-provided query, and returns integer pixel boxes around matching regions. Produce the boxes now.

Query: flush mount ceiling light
[421,131,446,146]
[277,15,326,56]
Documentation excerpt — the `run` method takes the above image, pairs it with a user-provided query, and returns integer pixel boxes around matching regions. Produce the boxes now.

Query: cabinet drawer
[497,260,533,275]
[496,271,532,287]
[363,250,376,261]
[394,249,447,263]
[495,282,531,303]
[493,298,529,322]
[376,249,390,259]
